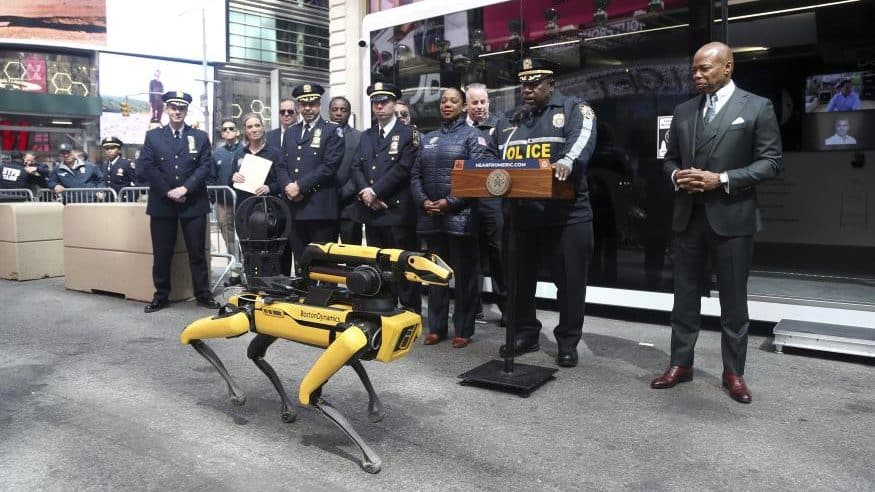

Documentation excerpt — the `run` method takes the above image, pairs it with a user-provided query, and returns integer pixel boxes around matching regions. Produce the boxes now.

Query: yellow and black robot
[180,196,452,473]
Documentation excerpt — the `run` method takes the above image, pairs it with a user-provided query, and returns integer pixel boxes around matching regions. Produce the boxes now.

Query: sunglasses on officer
[220,126,237,132]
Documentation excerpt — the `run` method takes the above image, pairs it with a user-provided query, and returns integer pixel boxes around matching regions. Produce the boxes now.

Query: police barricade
[59,187,119,204]
[0,188,34,202]
[35,188,57,202]
[117,186,150,204]
[207,185,240,292]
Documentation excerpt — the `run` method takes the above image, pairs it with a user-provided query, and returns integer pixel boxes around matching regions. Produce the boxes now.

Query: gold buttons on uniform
[297,145,302,150]
[395,200,400,204]
[294,168,299,173]
[296,157,301,161]
[175,166,178,169]
[372,166,376,170]
[370,180,374,184]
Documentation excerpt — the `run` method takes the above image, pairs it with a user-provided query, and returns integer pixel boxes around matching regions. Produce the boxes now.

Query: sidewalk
[0,277,871,491]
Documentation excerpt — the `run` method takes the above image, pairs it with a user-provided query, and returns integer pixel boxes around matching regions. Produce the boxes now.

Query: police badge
[187,135,197,154]
[579,104,595,120]
[411,130,420,148]
[311,127,322,148]
[552,113,565,128]
[389,135,400,154]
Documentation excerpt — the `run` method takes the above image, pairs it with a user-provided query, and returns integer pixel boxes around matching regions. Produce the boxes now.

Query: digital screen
[802,71,875,151]
[98,53,214,145]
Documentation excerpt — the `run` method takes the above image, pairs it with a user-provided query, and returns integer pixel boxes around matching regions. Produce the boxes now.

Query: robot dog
[180,196,452,473]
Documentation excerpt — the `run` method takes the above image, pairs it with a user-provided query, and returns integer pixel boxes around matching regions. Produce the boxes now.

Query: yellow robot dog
[180,241,452,473]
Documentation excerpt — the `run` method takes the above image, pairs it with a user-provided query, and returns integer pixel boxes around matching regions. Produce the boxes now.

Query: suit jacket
[267,127,284,152]
[277,117,344,220]
[351,121,418,226]
[336,125,362,220]
[141,125,214,218]
[663,86,782,237]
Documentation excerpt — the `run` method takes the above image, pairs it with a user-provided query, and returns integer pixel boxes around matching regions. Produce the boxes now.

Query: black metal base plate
[458,360,557,397]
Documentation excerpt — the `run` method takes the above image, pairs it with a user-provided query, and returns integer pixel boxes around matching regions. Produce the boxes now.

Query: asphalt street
[1,277,872,491]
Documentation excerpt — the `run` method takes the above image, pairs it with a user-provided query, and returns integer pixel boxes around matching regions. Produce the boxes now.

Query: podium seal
[485,169,511,196]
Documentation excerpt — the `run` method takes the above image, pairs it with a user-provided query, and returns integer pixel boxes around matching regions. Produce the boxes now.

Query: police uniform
[352,82,421,313]
[495,59,597,365]
[0,152,39,200]
[140,91,216,310]
[47,153,104,190]
[472,113,507,317]
[99,136,138,197]
[277,83,345,267]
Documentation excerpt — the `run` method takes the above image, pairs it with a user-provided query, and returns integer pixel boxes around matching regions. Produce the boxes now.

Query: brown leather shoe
[722,373,752,403]
[451,337,470,348]
[650,365,693,389]
[423,333,445,345]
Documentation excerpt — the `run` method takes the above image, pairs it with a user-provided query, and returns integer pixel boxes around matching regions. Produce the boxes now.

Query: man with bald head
[650,42,782,403]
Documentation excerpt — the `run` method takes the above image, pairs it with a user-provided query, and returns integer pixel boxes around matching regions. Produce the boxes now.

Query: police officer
[495,58,597,367]
[47,143,104,200]
[140,91,220,313]
[277,83,344,269]
[1,151,40,200]
[22,152,50,193]
[352,82,421,313]
[99,136,138,198]
[465,83,507,324]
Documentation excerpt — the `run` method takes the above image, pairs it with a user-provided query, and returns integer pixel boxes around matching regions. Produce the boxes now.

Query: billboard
[0,0,226,63]
[99,53,214,145]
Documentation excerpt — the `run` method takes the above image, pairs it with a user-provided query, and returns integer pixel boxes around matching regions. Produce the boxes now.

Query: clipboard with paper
[233,153,273,194]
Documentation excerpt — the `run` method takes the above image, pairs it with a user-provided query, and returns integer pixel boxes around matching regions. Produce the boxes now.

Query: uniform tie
[174,130,180,139]
[379,128,385,140]
[303,124,311,138]
[704,93,718,126]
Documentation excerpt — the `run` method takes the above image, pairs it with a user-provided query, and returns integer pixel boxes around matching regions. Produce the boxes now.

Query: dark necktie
[379,128,385,140]
[303,124,311,138]
[174,130,180,139]
[704,93,717,126]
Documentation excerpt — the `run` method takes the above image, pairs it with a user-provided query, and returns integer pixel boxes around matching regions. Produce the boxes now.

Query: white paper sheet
[232,153,272,194]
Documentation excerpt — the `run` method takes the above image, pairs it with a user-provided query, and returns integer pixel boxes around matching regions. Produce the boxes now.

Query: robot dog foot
[313,398,382,474]
[350,360,385,422]
[189,339,247,406]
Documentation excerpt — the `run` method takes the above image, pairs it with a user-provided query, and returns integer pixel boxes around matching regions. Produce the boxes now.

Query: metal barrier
[35,188,56,202]
[0,188,35,202]
[207,185,240,292]
[117,186,149,204]
[56,187,119,204]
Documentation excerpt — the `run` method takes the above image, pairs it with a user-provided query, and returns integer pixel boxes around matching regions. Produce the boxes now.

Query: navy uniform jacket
[351,121,418,226]
[336,125,362,220]
[491,91,597,229]
[47,161,104,189]
[277,116,344,220]
[101,157,138,193]
[141,125,214,218]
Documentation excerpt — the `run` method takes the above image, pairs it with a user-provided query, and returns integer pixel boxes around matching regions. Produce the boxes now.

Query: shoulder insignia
[580,103,595,120]
[411,130,420,148]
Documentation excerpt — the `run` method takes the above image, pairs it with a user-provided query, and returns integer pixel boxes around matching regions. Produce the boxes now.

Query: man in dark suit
[267,98,297,151]
[351,82,421,314]
[329,95,364,246]
[277,83,344,268]
[140,91,220,313]
[650,42,782,403]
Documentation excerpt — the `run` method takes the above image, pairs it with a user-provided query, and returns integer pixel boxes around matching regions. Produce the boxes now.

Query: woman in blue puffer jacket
[411,87,490,348]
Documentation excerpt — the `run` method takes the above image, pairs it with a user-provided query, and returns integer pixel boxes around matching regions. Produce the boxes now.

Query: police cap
[367,82,402,103]
[292,83,325,103]
[162,91,193,107]
[518,57,554,83]
[101,136,123,148]
[58,143,72,153]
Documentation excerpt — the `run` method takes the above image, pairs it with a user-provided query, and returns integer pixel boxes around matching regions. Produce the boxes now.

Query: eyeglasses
[279,110,296,115]
[221,127,236,132]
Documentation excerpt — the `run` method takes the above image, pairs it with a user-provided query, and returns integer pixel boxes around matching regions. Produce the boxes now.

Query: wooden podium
[452,158,571,396]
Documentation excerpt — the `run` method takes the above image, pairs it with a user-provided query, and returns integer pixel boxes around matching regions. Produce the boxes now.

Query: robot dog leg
[297,325,383,474]
[348,359,384,422]
[180,309,251,406]
[247,333,297,423]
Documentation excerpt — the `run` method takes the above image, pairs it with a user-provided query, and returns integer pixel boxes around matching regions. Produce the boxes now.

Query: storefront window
[367,0,875,305]
[0,50,96,96]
